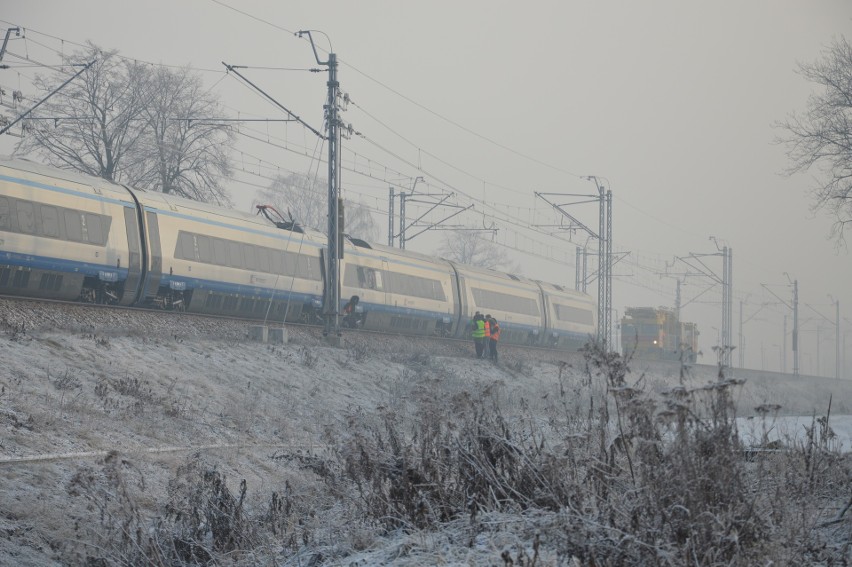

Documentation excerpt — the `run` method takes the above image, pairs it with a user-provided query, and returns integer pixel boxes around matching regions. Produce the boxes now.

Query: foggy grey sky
[2,1,851,375]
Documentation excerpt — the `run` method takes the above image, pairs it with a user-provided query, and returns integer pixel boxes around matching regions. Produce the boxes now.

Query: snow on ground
[0,297,850,565]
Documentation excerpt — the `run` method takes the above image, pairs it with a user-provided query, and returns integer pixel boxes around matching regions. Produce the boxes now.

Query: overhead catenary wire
[2,12,780,337]
[2,18,590,254]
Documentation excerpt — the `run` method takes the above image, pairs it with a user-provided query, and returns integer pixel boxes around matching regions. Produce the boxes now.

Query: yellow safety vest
[472,319,485,338]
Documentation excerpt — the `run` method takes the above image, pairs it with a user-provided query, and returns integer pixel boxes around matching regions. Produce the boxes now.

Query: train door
[138,211,162,303]
[535,282,553,346]
[447,261,469,339]
[437,261,461,337]
[119,207,143,306]
[380,257,391,308]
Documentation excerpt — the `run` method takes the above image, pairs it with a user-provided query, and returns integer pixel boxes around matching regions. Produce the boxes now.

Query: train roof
[0,155,133,198]
[345,237,453,265]
[0,155,327,241]
[447,259,537,285]
[131,186,327,240]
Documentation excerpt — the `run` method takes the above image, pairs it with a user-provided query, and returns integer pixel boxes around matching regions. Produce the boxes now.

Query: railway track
[0,293,589,361]
[7,295,775,391]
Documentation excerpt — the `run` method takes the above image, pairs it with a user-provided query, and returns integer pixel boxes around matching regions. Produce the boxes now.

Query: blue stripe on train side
[157,273,319,302]
[0,251,129,279]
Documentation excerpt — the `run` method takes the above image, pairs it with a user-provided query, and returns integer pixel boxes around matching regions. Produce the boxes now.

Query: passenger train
[0,156,597,348]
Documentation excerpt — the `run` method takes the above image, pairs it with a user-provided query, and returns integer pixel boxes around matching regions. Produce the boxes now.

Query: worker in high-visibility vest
[486,314,500,362]
[471,312,486,358]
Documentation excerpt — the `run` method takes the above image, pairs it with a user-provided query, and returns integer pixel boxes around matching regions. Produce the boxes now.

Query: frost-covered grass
[0,300,850,565]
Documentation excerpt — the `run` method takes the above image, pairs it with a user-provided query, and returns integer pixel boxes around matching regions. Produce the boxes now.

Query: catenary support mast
[299,32,342,338]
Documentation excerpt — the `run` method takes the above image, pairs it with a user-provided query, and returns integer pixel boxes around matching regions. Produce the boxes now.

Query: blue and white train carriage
[448,262,549,345]
[0,159,141,305]
[536,280,597,349]
[0,155,597,350]
[134,190,326,322]
[341,239,458,336]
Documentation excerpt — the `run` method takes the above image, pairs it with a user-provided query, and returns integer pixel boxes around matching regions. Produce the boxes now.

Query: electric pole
[674,238,733,367]
[299,31,342,339]
[792,278,799,377]
[388,187,395,246]
[575,246,589,292]
[399,191,407,249]
[762,275,798,376]
[836,298,840,381]
[535,176,612,348]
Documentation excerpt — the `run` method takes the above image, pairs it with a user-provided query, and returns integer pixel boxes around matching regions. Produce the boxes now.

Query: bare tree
[438,229,513,270]
[16,42,149,182]
[778,35,852,244]
[130,65,234,206]
[255,173,379,242]
[15,43,234,204]
[343,201,380,243]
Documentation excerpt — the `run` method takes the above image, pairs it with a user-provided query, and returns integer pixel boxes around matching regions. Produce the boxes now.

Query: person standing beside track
[471,312,486,358]
[486,314,500,362]
[483,312,491,349]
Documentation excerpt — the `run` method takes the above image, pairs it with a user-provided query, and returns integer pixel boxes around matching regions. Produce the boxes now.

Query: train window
[353,266,383,291]
[472,287,540,316]
[64,210,82,241]
[343,265,359,287]
[40,206,60,238]
[307,257,322,280]
[270,252,285,275]
[80,214,90,242]
[356,267,369,288]
[191,235,200,260]
[0,197,9,230]
[385,271,446,301]
[213,238,228,265]
[196,236,212,262]
[124,208,140,254]
[284,253,298,277]
[255,247,271,272]
[89,214,110,245]
[85,214,99,244]
[373,270,385,290]
[288,253,321,281]
[16,201,35,234]
[163,230,322,280]
[243,245,258,270]
[227,241,243,268]
[177,232,196,260]
[555,303,593,324]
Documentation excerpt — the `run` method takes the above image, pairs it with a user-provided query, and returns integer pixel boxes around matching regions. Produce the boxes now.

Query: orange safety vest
[490,322,501,341]
[483,320,491,338]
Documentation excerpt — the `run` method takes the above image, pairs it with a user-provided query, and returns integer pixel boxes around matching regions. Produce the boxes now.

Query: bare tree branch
[16,42,148,182]
[777,35,852,246]
[438,229,513,270]
[13,42,234,205]
[129,66,234,206]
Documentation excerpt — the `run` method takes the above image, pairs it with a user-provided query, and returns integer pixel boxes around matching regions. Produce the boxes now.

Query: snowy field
[1,298,850,565]
[738,415,852,451]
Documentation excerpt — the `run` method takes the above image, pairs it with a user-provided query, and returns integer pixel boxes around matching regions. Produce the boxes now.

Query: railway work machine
[620,307,699,363]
